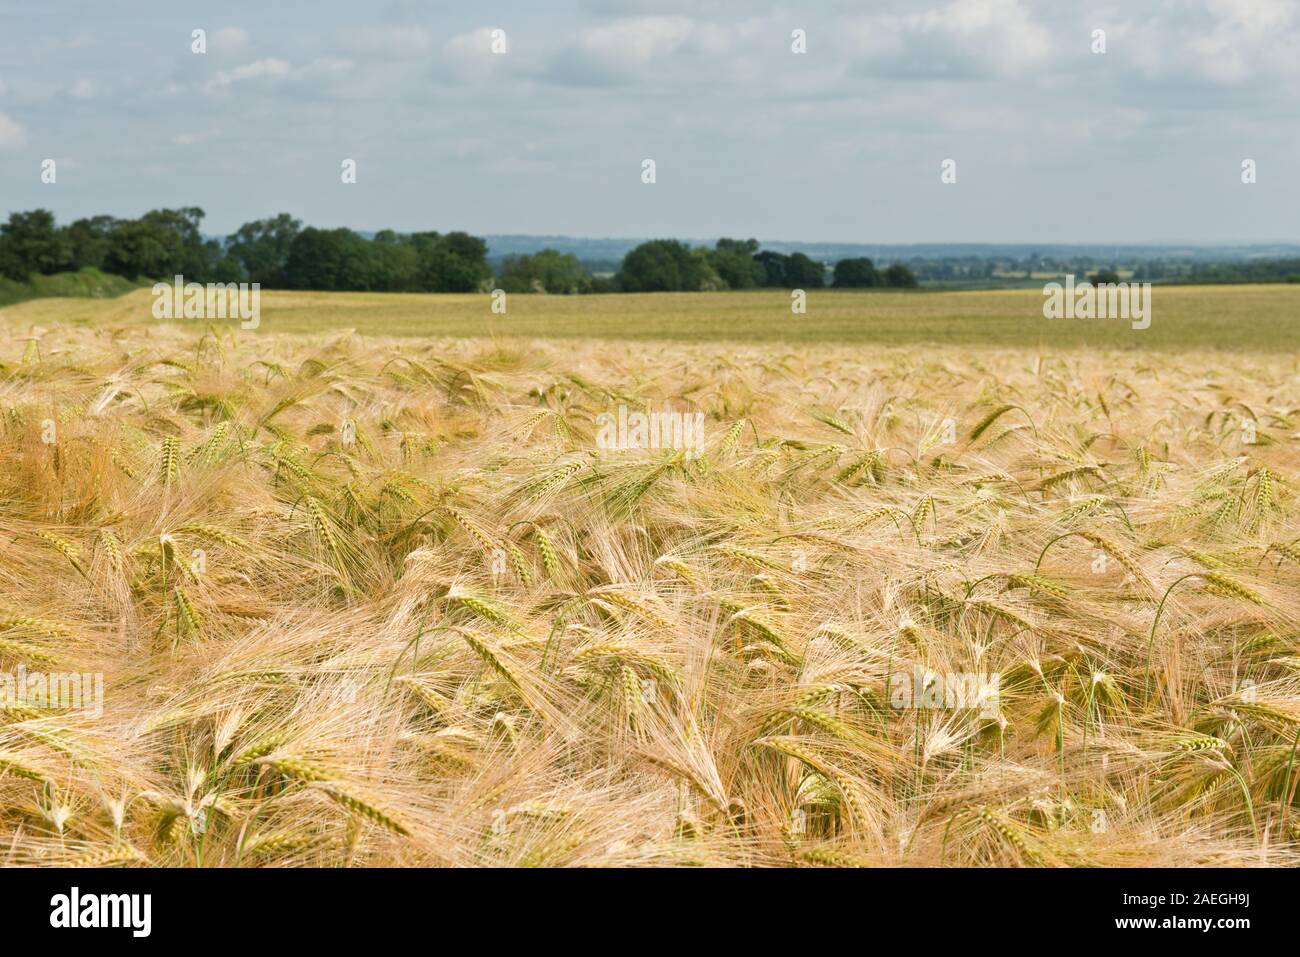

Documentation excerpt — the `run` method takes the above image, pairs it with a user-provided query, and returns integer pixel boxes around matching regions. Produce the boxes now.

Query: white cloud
[301,57,353,77]
[205,57,291,91]
[70,79,95,99]
[844,0,1053,79]
[1205,0,1295,33]
[0,112,25,150]
[439,28,514,82]
[542,16,730,85]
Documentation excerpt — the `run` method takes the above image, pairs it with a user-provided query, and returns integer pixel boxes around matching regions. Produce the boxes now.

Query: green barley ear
[258,755,336,782]
[620,664,643,731]
[35,531,88,577]
[0,616,72,641]
[801,846,870,867]
[718,418,747,455]
[231,732,289,766]
[969,404,1016,441]
[532,525,562,580]
[445,588,518,629]
[241,830,321,859]
[174,523,252,551]
[320,787,412,836]
[710,543,782,571]
[97,529,126,574]
[654,555,699,584]
[160,435,180,488]
[69,844,147,868]
[1267,541,1300,566]
[835,449,882,484]
[588,588,671,630]
[443,506,498,554]
[0,753,49,783]
[810,409,854,436]
[501,538,534,587]
[173,587,203,644]
[1247,467,1275,534]
[977,807,1045,866]
[912,494,936,532]
[1200,573,1264,605]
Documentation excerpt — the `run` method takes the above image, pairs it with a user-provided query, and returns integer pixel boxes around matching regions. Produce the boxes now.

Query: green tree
[753,250,789,287]
[882,263,919,288]
[784,252,825,288]
[63,215,121,272]
[618,240,705,292]
[283,228,351,290]
[709,238,765,289]
[0,210,72,280]
[226,213,302,285]
[368,230,421,291]
[103,220,183,280]
[102,208,215,280]
[832,257,881,288]
[497,249,591,294]
[417,232,490,293]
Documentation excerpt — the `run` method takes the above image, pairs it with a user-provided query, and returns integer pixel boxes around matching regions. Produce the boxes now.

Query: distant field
[4,283,1299,351]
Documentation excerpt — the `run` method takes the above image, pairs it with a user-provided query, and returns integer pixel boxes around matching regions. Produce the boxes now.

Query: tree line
[0,209,492,293]
[0,209,919,294]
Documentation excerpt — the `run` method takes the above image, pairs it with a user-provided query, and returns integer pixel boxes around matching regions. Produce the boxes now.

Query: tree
[102,220,182,280]
[417,232,490,293]
[63,215,121,272]
[0,210,72,280]
[618,240,705,292]
[832,257,881,288]
[283,228,352,291]
[367,230,421,291]
[1088,268,1122,285]
[753,250,788,287]
[226,213,302,285]
[785,252,825,288]
[709,238,765,289]
[882,263,919,288]
[496,249,591,294]
[102,208,216,280]
[433,232,491,292]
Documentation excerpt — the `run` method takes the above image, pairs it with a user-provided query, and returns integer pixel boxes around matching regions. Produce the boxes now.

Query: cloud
[541,16,729,86]
[70,79,96,99]
[438,28,514,82]
[1186,0,1299,85]
[205,57,291,91]
[844,0,1053,79]
[0,112,25,150]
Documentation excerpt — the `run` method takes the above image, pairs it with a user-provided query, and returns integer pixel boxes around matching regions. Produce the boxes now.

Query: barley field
[1,297,1298,867]
[16,283,1300,351]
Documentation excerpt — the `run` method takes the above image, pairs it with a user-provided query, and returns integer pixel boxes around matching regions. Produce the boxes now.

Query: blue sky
[1,0,1297,242]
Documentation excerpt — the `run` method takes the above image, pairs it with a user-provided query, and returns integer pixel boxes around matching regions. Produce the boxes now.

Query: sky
[0,0,1297,243]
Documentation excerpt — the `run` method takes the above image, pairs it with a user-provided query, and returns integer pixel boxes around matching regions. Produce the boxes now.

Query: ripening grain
[0,309,1297,867]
